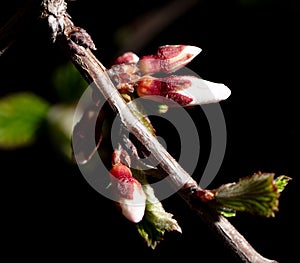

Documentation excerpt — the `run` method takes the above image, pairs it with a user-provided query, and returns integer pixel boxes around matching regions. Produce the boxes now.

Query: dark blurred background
[0,0,298,262]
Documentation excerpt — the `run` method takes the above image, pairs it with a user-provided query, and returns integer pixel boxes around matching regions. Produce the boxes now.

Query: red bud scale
[109,163,146,223]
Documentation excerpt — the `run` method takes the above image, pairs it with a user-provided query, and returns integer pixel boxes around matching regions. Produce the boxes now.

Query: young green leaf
[214,172,291,217]
[217,207,236,217]
[134,171,181,249]
[274,175,292,192]
[0,92,50,149]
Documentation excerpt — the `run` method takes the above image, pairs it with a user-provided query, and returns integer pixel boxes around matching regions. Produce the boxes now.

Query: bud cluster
[109,45,231,107]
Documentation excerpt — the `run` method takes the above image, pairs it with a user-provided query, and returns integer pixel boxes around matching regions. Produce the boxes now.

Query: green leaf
[274,175,292,193]
[218,207,236,217]
[134,171,181,249]
[0,92,50,149]
[136,211,165,250]
[215,172,289,217]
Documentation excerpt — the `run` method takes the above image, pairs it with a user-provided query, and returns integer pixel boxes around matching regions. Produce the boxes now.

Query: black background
[0,1,298,262]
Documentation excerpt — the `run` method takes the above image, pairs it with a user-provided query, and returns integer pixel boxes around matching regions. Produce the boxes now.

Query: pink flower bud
[136,75,231,106]
[138,45,201,74]
[113,52,140,65]
[109,164,146,223]
[136,75,193,106]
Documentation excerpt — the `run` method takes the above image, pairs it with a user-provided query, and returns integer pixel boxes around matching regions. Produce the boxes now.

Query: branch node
[41,0,96,54]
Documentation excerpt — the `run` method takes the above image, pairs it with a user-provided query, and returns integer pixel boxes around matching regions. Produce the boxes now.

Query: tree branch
[1,1,279,262]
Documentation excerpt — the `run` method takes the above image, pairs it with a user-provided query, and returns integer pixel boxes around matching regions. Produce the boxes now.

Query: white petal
[118,184,146,223]
[181,46,202,64]
[120,202,146,223]
[178,76,231,105]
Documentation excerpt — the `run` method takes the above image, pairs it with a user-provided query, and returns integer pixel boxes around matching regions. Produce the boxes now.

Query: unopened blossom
[136,75,231,106]
[113,51,140,65]
[138,45,201,74]
[109,163,146,223]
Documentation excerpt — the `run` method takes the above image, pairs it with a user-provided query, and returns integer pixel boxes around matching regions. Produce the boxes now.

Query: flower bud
[136,75,231,106]
[138,45,201,74]
[177,77,231,105]
[109,164,146,223]
[113,52,140,65]
[136,75,193,106]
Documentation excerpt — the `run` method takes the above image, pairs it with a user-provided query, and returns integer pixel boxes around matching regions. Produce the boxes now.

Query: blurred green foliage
[0,92,50,149]
[51,61,88,102]
[0,62,86,159]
